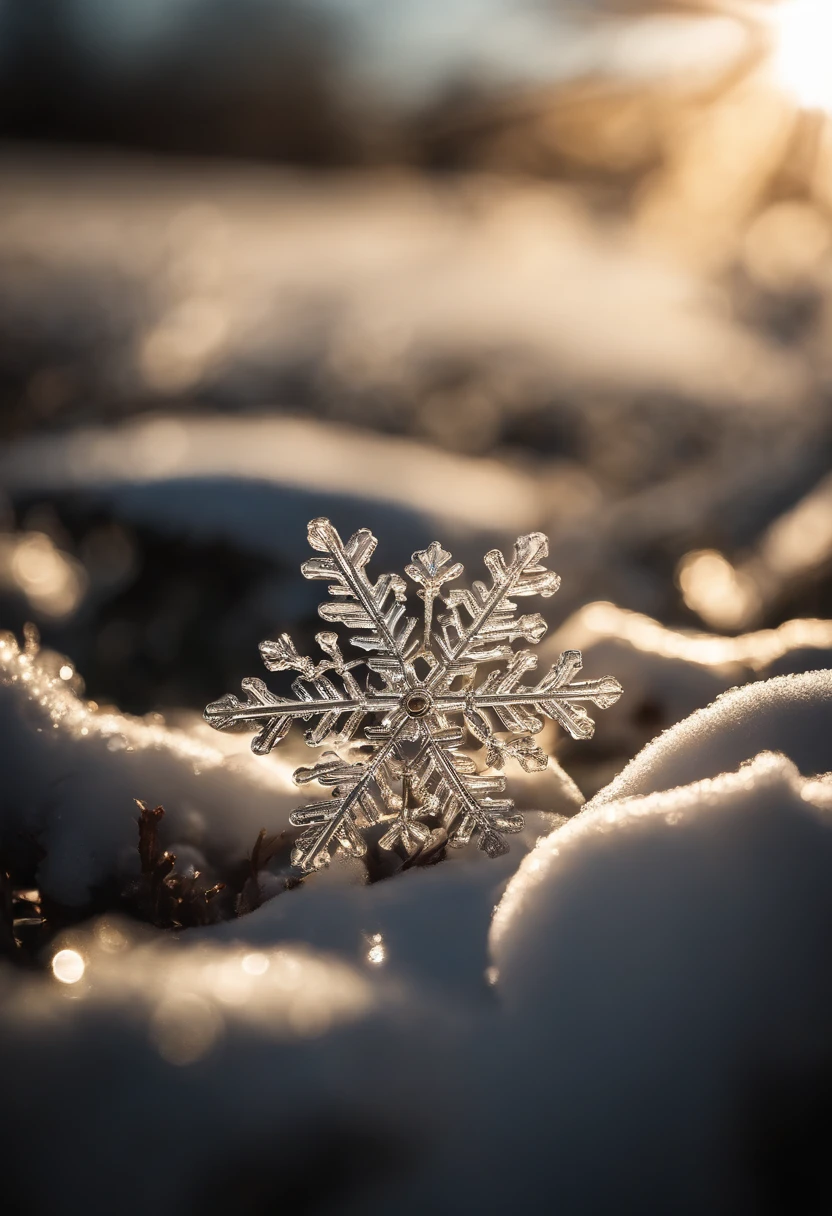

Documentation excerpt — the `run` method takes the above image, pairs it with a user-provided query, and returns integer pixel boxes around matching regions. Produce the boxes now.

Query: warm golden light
[772,0,832,113]
[52,949,85,984]
[677,549,761,632]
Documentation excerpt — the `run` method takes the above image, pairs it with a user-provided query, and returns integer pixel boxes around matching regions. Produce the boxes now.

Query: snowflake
[205,518,622,873]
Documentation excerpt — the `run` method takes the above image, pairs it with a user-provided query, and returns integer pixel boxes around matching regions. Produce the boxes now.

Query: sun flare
[771,0,832,113]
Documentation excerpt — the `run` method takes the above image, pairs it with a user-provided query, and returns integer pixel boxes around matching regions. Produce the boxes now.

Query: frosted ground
[1,148,832,1213]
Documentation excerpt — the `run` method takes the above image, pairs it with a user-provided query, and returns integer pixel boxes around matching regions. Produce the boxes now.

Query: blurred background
[1,0,831,790]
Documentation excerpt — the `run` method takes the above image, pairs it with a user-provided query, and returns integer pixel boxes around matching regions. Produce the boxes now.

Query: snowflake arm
[465,648,623,743]
[204,631,396,752]
[434,531,560,669]
[288,732,404,871]
[376,769,435,854]
[414,724,524,857]
[302,517,419,661]
[405,541,464,653]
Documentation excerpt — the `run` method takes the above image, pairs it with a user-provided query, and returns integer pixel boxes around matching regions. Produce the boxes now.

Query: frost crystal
[205,519,622,873]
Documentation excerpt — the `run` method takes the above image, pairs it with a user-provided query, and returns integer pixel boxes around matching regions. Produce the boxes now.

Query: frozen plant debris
[205,519,622,873]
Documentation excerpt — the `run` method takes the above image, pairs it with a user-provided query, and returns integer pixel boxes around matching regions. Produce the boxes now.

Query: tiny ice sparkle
[205,519,622,873]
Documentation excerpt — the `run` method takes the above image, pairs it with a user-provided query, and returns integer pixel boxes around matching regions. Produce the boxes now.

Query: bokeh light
[677,551,761,633]
[3,533,87,619]
[241,952,270,976]
[150,993,223,1066]
[51,949,86,985]
[367,933,386,966]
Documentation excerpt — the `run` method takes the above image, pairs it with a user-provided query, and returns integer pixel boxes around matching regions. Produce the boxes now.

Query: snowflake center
[404,688,433,718]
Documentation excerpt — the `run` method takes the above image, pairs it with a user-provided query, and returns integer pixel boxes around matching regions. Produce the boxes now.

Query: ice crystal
[205,519,622,873]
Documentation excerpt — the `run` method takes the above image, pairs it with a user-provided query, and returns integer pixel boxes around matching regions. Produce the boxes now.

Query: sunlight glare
[772,0,832,113]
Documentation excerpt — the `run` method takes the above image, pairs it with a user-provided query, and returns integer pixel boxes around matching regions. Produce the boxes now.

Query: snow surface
[588,669,832,808]
[0,631,302,904]
[0,929,456,1216]
[0,158,803,411]
[487,749,832,1213]
[546,603,832,754]
[3,643,832,1212]
[0,414,543,541]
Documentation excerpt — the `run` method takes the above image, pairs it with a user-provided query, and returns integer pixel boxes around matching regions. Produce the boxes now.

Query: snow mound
[204,809,565,1002]
[587,669,832,808]
[488,749,832,1211]
[0,632,301,904]
[545,603,832,754]
[4,648,832,1212]
[0,925,450,1216]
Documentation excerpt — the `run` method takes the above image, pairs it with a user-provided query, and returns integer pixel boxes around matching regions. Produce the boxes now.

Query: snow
[2,623,832,1211]
[488,749,832,1211]
[587,670,832,809]
[0,928,453,1216]
[545,602,832,754]
[1,155,828,654]
[0,631,302,905]
[0,414,543,540]
[204,809,564,1001]
[0,157,803,413]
